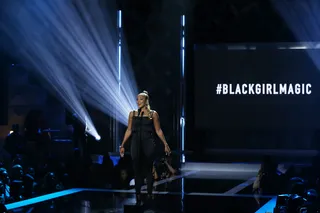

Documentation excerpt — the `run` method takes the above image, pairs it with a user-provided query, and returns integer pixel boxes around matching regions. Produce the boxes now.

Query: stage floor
[7,163,276,213]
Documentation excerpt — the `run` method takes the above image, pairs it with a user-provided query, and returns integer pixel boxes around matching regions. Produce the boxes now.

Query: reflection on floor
[8,163,275,213]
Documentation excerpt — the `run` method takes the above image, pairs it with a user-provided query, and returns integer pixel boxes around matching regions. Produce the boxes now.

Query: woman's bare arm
[120,111,134,147]
[152,111,168,146]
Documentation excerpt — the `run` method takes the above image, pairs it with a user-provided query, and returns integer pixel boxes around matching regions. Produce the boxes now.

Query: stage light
[272,0,320,69]
[1,1,100,139]
[95,135,101,141]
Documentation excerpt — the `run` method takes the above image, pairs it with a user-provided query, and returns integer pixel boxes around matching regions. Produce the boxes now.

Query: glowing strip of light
[115,9,122,151]
[182,15,185,78]
[255,197,277,213]
[5,189,83,210]
[181,177,185,212]
[180,15,186,163]
[118,10,122,94]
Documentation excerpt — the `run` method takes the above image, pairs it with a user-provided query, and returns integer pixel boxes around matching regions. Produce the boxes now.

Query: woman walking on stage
[120,91,171,204]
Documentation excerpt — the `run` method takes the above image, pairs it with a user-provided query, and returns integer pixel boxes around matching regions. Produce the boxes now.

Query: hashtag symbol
[216,84,222,94]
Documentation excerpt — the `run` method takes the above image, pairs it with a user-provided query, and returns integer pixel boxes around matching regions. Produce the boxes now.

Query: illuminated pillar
[114,10,122,152]
[118,10,122,94]
[180,15,186,163]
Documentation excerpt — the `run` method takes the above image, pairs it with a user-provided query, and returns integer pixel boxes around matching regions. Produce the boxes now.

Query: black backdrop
[192,44,320,150]
[0,54,9,125]
[120,0,182,151]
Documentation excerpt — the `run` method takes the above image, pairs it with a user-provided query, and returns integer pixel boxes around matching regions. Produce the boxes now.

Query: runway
[7,162,277,213]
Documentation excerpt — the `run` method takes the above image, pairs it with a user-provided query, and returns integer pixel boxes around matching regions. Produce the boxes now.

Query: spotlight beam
[33,0,137,125]
[70,1,138,124]
[2,0,138,126]
[1,0,100,139]
[63,0,139,125]
[272,0,320,69]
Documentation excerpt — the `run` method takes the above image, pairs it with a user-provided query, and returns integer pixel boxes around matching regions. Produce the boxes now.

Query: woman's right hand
[120,147,125,157]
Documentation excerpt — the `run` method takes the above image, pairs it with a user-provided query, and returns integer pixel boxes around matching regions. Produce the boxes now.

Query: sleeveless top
[130,110,156,159]
[131,110,154,133]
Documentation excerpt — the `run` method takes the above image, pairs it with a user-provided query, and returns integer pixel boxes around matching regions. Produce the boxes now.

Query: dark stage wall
[121,0,184,151]
[191,44,320,151]
[0,57,8,125]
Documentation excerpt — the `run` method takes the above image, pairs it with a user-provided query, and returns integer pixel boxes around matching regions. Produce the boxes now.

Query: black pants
[131,132,155,195]
[133,155,154,195]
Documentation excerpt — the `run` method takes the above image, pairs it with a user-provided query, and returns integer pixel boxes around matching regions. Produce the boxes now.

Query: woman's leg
[142,138,155,196]
[131,139,143,202]
[145,157,154,195]
[132,159,143,196]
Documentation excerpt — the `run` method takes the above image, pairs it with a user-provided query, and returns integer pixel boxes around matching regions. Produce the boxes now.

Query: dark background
[185,0,320,155]
[195,46,320,129]
[192,45,320,150]
[119,0,183,151]
[0,53,9,125]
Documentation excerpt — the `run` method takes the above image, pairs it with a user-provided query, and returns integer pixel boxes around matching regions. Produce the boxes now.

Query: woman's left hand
[165,144,171,155]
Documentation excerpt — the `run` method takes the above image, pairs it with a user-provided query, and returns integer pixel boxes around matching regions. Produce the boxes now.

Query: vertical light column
[118,10,122,93]
[115,10,122,152]
[180,15,186,163]
[180,177,185,212]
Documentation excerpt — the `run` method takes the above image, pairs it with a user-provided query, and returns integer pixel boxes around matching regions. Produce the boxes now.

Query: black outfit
[130,111,156,195]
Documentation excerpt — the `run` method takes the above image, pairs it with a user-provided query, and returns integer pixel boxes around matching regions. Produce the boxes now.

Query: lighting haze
[2,0,138,126]
[1,0,100,139]
[272,0,320,69]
